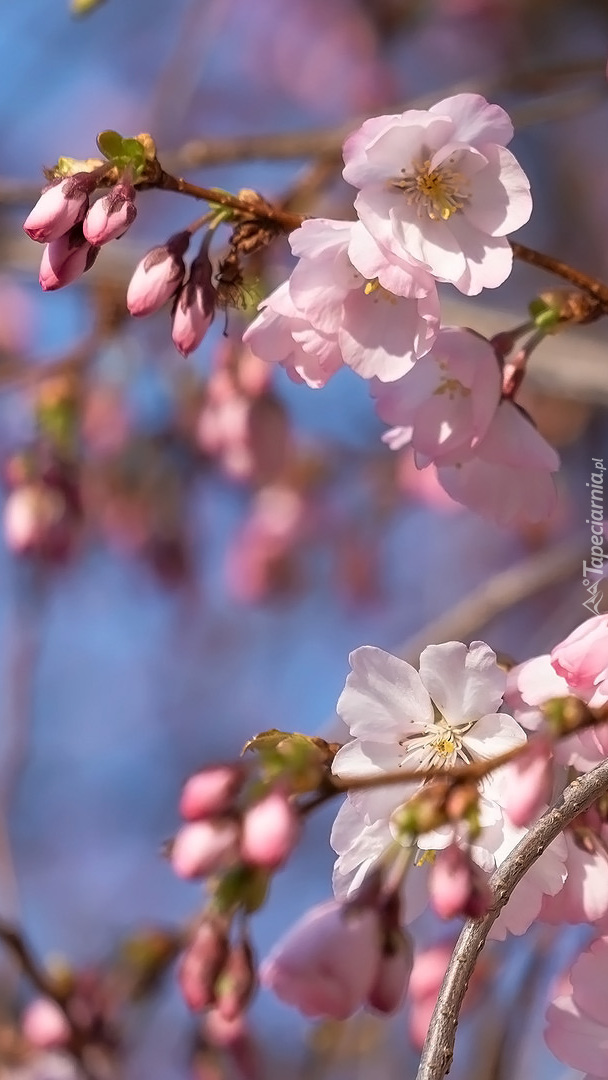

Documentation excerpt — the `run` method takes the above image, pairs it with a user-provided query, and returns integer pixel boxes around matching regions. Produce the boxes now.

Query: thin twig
[415,756,608,1080]
[397,533,588,667]
[512,242,608,311]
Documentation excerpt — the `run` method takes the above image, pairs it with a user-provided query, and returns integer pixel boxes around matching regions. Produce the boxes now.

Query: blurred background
[0,1,607,1077]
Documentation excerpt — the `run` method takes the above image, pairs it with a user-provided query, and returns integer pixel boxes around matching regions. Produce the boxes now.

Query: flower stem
[512,241,608,311]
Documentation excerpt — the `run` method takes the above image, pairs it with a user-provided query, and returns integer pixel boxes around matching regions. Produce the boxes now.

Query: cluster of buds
[127,229,217,357]
[178,917,256,1024]
[171,765,300,881]
[261,885,413,1020]
[24,166,137,292]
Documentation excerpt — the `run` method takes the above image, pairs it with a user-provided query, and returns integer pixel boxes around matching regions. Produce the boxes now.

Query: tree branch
[415,756,608,1080]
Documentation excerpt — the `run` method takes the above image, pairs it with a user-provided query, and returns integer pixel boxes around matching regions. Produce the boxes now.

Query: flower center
[364,278,397,304]
[399,716,475,770]
[394,157,469,221]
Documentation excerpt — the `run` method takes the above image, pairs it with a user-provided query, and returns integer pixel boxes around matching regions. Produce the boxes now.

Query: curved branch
[415,756,608,1080]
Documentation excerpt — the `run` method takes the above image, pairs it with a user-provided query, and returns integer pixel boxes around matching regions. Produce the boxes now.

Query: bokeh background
[0,1,607,1078]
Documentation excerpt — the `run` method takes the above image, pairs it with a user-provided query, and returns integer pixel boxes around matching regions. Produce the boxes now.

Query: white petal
[418,640,506,724]
[462,711,527,761]
[337,645,433,740]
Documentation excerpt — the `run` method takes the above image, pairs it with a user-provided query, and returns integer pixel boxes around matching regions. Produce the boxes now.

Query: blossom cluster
[242,94,561,526]
[166,613,608,1067]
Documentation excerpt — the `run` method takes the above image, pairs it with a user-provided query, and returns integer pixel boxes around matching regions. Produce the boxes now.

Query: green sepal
[96,131,147,176]
[529,296,560,332]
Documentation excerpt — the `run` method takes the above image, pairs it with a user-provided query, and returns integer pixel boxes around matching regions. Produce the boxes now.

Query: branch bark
[415,756,608,1080]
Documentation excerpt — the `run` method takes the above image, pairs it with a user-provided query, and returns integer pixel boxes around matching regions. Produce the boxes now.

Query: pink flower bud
[179,766,244,821]
[241,790,299,870]
[551,614,608,707]
[171,820,239,879]
[367,930,413,1014]
[205,1010,260,1080]
[178,921,228,1011]
[127,230,190,317]
[171,249,216,358]
[24,173,97,244]
[429,843,491,920]
[215,938,256,1022]
[39,225,99,291]
[83,182,137,245]
[22,998,71,1049]
[260,900,381,1020]
[502,736,553,827]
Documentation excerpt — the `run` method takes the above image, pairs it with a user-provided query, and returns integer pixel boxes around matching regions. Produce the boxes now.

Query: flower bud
[39,224,99,292]
[179,765,245,821]
[241,789,299,870]
[83,182,137,245]
[171,248,216,357]
[429,843,492,921]
[502,736,553,827]
[22,998,71,1049]
[24,173,97,244]
[551,615,608,706]
[178,921,228,1011]
[127,230,190,317]
[215,938,256,1022]
[367,929,413,1014]
[260,900,381,1020]
[170,820,240,879]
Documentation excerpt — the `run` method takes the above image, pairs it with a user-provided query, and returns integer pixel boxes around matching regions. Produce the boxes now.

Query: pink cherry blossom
[260,900,381,1020]
[408,939,487,1050]
[127,231,190,317]
[171,249,216,357]
[22,999,71,1049]
[374,327,501,464]
[171,820,240,879]
[429,842,492,919]
[507,640,608,770]
[177,920,228,1011]
[551,615,608,709]
[496,735,553,828]
[179,766,244,821]
[330,642,525,905]
[489,820,566,939]
[241,790,300,869]
[342,93,532,294]
[367,930,413,1014]
[541,822,608,925]
[39,226,99,291]
[243,219,439,387]
[434,400,560,526]
[24,173,97,244]
[83,182,137,245]
[545,938,608,1078]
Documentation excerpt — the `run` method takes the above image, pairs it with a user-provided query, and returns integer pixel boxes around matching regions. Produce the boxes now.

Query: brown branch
[396,533,587,668]
[512,242,608,312]
[415,755,608,1080]
[0,920,67,1003]
[163,57,607,171]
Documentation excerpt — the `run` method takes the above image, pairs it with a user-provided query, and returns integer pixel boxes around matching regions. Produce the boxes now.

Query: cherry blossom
[243,218,440,387]
[545,937,608,1078]
[506,618,608,769]
[260,900,382,1019]
[434,401,560,526]
[374,327,502,464]
[488,817,567,939]
[541,816,608,925]
[551,615,608,709]
[342,93,532,294]
[330,642,526,903]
